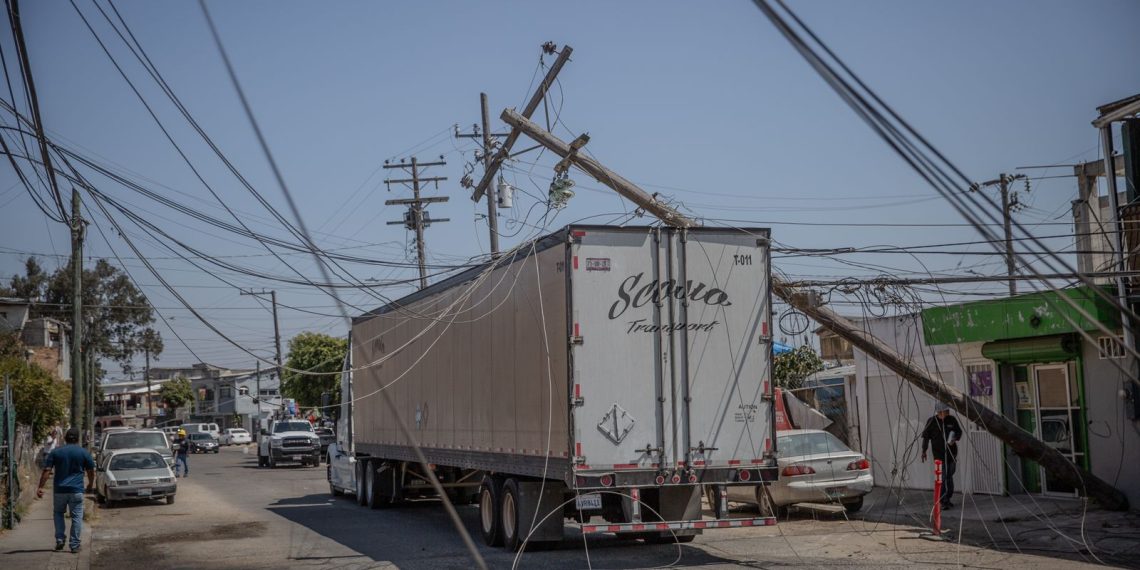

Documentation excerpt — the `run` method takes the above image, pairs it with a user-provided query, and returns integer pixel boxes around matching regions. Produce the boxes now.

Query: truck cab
[257,419,321,468]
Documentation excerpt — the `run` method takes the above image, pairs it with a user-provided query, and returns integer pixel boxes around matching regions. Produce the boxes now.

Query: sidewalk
[0,493,94,570]
[856,487,1140,568]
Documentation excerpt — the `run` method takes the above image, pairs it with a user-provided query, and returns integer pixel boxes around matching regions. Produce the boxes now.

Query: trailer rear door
[569,227,773,477]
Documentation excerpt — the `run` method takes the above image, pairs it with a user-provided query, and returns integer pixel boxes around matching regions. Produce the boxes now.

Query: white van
[182,423,221,439]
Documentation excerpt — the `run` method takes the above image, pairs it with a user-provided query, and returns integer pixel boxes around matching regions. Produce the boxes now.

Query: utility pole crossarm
[471,45,573,202]
[500,108,698,228]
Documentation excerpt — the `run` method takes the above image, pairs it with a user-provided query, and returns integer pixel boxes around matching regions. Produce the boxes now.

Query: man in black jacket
[921,403,963,509]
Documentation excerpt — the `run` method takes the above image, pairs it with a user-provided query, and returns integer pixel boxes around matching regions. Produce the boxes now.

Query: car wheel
[166,495,175,505]
[756,485,780,518]
[479,476,504,547]
[843,496,864,514]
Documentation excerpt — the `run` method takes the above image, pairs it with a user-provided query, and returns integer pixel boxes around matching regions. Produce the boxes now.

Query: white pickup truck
[257,419,321,468]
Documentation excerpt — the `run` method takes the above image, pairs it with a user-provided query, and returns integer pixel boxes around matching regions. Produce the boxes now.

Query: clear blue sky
[1,0,1137,375]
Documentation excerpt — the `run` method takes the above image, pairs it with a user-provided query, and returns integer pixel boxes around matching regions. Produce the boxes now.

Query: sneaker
[55,540,64,551]
[941,502,954,510]
[70,545,80,554]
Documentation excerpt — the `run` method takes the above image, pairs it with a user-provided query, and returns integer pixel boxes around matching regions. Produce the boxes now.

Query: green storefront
[922,287,1118,496]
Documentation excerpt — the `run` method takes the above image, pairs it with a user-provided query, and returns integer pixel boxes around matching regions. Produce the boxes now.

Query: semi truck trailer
[330,225,778,549]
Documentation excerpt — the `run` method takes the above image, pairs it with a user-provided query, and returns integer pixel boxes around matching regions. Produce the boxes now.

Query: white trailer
[340,225,777,549]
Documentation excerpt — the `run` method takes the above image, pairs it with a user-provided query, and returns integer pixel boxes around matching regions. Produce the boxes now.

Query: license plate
[138,488,152,497]
[825,486,846,499]
[575,493,602,510]
[291,456,302,461]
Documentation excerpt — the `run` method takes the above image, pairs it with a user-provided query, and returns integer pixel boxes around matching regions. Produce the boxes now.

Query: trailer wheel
[478,476,504,547]
[355,461,368,506]
[366,463,380,509]
[501,478,524,551]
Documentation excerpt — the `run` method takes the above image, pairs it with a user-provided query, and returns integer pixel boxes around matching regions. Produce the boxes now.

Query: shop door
[1032,364,1083,497]
[964,362,1004,495]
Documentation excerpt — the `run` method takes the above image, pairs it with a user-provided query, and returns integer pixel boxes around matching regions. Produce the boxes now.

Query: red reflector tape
[728,460,742,466]
[632,524,645,531]
[573,256,579,269]
[613,463,638,470]
[572,230,587,237]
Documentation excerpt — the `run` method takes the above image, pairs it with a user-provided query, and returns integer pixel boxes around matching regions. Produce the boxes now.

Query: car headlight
[270,437,283,447]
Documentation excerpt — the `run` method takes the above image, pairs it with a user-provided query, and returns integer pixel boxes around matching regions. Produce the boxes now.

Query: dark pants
[939,457,956,505]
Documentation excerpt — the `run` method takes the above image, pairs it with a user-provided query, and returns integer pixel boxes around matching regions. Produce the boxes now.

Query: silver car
[722,429,873,515]
[95,448,177,507]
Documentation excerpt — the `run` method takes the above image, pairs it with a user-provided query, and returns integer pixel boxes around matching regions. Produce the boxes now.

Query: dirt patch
[93,521,267,569]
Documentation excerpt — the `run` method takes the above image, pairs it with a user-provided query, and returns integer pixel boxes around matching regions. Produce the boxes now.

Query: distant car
[100,429,174,467]
[314,427,335,459]
[188,433,220,454]
[95,448,177,508]
[222,428,252,446]
[719,429,873,515]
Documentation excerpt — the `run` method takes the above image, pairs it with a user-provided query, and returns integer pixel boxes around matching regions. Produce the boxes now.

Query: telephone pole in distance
[384,157,449,289]
[971,173,1028,296]
[240,289,283,383]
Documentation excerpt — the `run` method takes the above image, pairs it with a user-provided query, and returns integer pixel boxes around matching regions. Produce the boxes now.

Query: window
[1098,336,1125,359]
[238,386,249,396]
[220,386,233,399]
[259,388,278,396]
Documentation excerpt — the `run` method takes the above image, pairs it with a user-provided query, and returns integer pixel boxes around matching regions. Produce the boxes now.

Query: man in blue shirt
[36,428,95,553]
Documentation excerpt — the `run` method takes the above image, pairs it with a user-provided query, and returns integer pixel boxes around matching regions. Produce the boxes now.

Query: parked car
[188,433,220,454]
[95,448,177,507]
[221,428,252,446]
[314,427,334,460]
[100,429,174,467]
[183,422,221,439]
[720,429,873,515]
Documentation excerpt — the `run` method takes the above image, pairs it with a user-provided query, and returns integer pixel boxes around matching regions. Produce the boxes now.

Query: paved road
[87,446,1106,569]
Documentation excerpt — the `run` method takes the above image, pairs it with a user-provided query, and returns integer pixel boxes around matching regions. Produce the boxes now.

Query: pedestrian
[39,427,59,468]
[921,402,964,509]
[173,428,190,477]
[36,427,95,553]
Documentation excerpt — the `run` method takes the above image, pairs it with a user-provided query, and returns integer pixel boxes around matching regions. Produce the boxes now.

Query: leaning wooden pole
[503,111,1130,511]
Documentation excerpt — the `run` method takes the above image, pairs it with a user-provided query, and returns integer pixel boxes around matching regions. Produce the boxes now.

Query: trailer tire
[478,476,504,547]
[501,478,525,551]
[366,462,380,509]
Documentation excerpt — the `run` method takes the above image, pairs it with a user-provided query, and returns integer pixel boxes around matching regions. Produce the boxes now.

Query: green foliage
[159,377,194,410]
[282,332,347,409]
[774,345,824,391]
[1,257,162,372]
[0,332,24,360]
[0,357,69,440]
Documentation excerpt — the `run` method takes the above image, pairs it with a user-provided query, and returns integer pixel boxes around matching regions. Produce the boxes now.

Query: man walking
[173,429,190,478]
[921,402,964,509]
[36,428,95,553]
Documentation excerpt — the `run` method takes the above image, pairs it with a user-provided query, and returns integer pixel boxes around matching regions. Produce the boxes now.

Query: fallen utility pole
[507,115,1131,511]
[470,45,573,203]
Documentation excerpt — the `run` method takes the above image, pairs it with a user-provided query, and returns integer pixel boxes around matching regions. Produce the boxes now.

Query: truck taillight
[846,458,870,471]
[781,465,815,477]
[599,474,614,487]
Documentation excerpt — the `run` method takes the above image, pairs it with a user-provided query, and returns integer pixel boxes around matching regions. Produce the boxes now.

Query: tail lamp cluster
[846,458,870,471]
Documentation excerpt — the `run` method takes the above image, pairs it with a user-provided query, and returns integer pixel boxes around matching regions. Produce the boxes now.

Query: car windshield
[110,452,165,470]
[274,422,313,433]
[106,432,168,451]
[190,433,214,441]
[777,432,852,458]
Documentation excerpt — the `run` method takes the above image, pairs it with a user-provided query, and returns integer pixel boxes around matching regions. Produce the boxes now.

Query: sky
[0,0,1137,378]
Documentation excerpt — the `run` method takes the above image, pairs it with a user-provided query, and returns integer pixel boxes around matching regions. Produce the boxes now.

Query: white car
[721,429,873,515]
[95,448,177,508]
[221,428,252,446]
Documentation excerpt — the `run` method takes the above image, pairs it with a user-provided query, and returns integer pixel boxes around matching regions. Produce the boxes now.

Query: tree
[0,356,69,440]
[1,257,162,372]
[774,345,824,391]
[159,376,193,411]
[282,332,347,409]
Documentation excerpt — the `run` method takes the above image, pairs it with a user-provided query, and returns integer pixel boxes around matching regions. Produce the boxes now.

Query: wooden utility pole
[470,45,573,204]
[384,157,449,289]
[240,289,283,383]
[506,115,1130,510]
[69,189,84,431]
[970,173,1026,296]
[145,346,152,426]
[456,94,510,256]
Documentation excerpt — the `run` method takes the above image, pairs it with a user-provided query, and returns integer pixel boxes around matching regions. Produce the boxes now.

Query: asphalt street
[85,446,1108,569]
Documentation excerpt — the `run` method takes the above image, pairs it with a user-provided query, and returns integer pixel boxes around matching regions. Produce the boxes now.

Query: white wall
[851,314,995,494]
